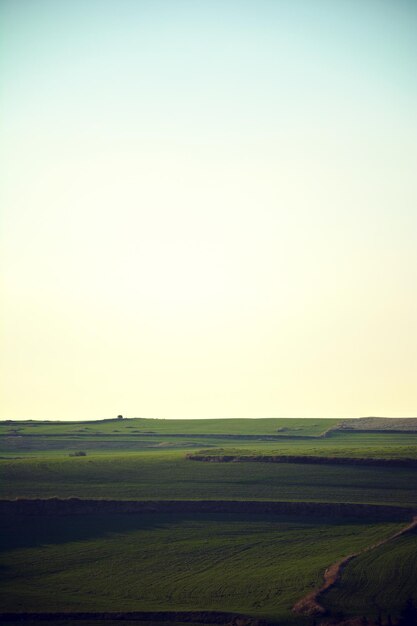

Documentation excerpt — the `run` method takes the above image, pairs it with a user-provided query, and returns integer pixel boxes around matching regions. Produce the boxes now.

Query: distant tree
[69,451,87,457]
[117,414,124,420]
[398,599,417,626]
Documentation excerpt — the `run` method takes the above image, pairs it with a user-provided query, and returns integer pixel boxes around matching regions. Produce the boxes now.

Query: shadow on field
[0,513,174,552]
[0,622,215,626]
[0,509,404,553]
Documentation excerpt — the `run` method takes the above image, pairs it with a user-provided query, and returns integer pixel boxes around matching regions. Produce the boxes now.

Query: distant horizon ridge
[2,415,417,423]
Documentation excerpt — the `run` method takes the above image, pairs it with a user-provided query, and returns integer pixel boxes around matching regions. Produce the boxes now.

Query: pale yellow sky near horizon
[1,0,416,420]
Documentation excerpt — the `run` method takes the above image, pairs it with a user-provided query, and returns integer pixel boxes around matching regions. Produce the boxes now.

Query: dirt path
[292,516,417,616]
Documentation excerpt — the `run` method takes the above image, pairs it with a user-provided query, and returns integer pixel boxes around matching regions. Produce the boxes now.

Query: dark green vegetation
[186,453,417,467]
[0,512,404,624]
[0,621,211,626]
[1,452,417,506]
[1,417,417,625]
[322,525,417,620]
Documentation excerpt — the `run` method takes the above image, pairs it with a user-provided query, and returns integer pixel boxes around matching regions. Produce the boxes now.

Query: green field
[3,423,417,462]
[1,452,417,507]
[0,512,404,624]
[0,417,339,437]
[1,619,218,626]
[322,525,417,620]
[1,417,417,625]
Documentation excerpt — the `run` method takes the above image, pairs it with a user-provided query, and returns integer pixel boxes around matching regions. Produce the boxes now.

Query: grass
[0,417,339,437]
[1,451,417,507]
[3,429,417,460]
[323,526,417,620]
[0,620,211,626]
[0,512,403,624]
[2,417,417,624]
[187,432,417,460]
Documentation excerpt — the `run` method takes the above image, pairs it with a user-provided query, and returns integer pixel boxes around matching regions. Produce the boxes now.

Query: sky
[1,0,416,421]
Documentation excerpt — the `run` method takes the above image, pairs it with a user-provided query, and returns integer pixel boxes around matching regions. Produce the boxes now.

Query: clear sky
[1,0,416,420]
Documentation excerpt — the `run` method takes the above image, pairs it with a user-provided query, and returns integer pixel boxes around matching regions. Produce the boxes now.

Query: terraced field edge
[0,498,414,519]
[293,516,417,616]
[0,611,265,625]
[186,454,417,467]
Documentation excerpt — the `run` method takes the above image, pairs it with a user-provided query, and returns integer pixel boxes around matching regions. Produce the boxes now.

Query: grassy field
[0,512,404,624]
[3,416,416,441]
[2,426,417,461]
[1,451,417,506]
[0,417,339,437]
[2,417,417,625]
[1,619,216,626]
[322,525,417,620]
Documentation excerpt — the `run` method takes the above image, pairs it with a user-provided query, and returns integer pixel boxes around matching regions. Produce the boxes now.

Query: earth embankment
[186,454,417,468]
[293,515,417,616]
[0,498,413,519]
[0,611,265,625]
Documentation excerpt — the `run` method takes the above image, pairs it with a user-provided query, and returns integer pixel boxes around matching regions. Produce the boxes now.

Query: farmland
[1,417,417,626]
[0,417,339,437]
[1,452,417,507]
[0,511,406,624]
[322,525,417,620]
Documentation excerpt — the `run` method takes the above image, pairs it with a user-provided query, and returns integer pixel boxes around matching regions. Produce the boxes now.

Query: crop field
[2,451,417,506]
[2,423,417,462]
[1,619,212,626]
[0,417,340,437]
[0,512,405,624]
[322,525,417,620]
[1,417,417,626]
